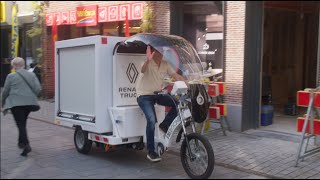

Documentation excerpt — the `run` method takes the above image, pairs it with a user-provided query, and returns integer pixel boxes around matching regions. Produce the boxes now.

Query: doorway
[261,1,319,134]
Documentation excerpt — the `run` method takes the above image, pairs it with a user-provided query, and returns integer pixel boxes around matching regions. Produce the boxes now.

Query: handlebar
[154,90,169,95]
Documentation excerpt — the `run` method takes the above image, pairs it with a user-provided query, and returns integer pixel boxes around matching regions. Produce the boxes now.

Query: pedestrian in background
[1,57,41,156]
[28,62,42,84]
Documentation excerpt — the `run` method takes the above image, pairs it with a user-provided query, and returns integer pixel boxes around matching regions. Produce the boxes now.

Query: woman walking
[1,57,41,156]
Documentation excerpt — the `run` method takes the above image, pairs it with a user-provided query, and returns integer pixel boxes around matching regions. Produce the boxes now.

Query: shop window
[70,25,82,39]
[102,22,119,36]
[120,20,142,36]
[85,25,101,36]
[172,1,224,72]
[25,25,41,67]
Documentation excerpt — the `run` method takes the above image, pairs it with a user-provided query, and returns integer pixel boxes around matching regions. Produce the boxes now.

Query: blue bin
[261,105,274,126]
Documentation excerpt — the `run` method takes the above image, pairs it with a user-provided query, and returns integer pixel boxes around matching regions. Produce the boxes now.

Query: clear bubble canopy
[118,33,207,81]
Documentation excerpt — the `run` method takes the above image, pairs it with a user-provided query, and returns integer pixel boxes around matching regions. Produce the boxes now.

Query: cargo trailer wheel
[74,127,92,154]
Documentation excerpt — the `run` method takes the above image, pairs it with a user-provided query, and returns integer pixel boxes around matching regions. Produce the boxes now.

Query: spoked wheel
[180,133,214,179]
[74,127,92,154]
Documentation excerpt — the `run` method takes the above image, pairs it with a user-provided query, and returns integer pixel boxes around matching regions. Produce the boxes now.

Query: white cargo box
[55,35,165,140]
[109,106,165,138]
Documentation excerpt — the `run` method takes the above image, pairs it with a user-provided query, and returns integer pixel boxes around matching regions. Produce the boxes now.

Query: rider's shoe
[147,151,161,162]
[159,123,168,133]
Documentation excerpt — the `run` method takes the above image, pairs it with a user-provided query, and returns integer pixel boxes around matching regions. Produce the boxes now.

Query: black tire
[180,133,214,179]
[74,127,92,154]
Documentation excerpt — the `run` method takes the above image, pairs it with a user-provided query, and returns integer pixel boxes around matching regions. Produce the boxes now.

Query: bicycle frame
[154,94,195,154]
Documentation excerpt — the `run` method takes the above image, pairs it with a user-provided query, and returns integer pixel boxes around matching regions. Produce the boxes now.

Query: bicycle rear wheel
[180,133,214,179]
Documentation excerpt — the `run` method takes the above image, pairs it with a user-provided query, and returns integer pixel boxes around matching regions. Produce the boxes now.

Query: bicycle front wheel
[180,133,214,179]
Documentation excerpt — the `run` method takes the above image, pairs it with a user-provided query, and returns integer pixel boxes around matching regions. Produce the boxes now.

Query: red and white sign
[131,2,143,20]
[98,7,107,22]
[69,10,76,24]
[46,2,144,26]
[76,5,98,27]
[54,12,61,25]
[46,13,53,26]
[119,4,130,21]
[61,12,69,25]
[108,5,119,22]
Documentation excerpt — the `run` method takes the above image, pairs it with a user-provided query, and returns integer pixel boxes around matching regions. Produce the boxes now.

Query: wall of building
[317,11,320,87]
[148,1,170,35]
[224,1,246,131]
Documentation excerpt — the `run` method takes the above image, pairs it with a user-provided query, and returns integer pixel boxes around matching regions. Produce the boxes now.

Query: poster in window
[119,4,130,21]
[98,7,107,22]
[108,5,119,22]
[69,10,76,24]
[131,3,143,20]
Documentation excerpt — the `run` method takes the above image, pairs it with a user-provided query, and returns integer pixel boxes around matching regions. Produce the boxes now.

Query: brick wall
[224,1,246,105]
[148,1,170,35]
[41,21,54,98]
[42,25,72,98]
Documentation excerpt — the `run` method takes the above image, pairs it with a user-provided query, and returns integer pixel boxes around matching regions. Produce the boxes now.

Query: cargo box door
[57,45,95,122]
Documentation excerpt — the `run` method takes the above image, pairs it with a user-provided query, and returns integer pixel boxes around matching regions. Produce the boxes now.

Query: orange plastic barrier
[215,103,227,116]
[208,106,220,120]
[297,91,320,107]
[296,117,320,135]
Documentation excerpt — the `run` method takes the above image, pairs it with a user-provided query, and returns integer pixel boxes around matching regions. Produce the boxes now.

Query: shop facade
[42,1,320,132]
[41,1,245,131]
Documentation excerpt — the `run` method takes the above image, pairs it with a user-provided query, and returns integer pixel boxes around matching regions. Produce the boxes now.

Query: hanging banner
[11,4,19,59]
[61,12,70,25]
[46,13,53,26]
[46,2,145,26]
[0,1,6,23]
[108,5,119,22]
[54,12,61,25]
[119,4,130,21]
[98,7,107,22]
[131,2,143,20]
[76,5,98,27]
[69,10,76,24]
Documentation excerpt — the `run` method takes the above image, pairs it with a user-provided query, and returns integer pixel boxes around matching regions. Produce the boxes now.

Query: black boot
[18,142,25,149]
[20,144,31,156]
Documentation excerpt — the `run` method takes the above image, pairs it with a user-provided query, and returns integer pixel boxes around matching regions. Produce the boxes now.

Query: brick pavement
[1,114,267,179]
[2,99,320,179]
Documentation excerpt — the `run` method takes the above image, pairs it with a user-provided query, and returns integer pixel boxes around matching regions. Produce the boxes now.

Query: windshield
[122,33,206,81]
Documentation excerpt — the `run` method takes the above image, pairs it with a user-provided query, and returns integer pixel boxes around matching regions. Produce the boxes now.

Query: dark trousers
[11,106,32,146]
[137,95,177,152]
